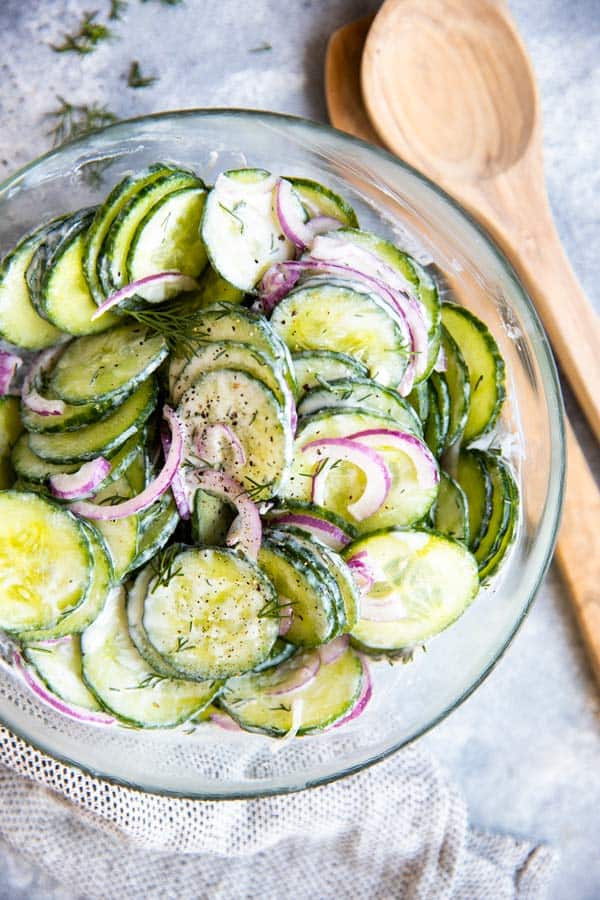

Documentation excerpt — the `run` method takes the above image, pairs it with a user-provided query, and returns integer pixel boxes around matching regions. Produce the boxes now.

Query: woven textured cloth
[0,725,557,899]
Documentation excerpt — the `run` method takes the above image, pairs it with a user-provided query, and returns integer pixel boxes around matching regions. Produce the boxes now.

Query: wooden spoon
[361,0,600,445]
[326,12,600,684]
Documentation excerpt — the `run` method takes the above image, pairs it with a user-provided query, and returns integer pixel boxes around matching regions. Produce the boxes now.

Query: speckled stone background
[0,1,598,897]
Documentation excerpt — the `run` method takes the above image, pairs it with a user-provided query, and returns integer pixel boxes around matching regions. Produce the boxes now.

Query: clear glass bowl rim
[0,108,565,799]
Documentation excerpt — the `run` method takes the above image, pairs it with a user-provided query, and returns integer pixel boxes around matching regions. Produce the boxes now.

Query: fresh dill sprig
[50,10,113,54]
[149,544,183,592]
[127,302,208,358]
[46,96,119,146]
[258,598,298,620]
[243,476,277,503]
[174,635,194,653]
[218,202,245,234]
[131,672,169,690]
[250,42,272,53]
[127,60,157,88]
[109,0,127,18]
[140,0,183,5]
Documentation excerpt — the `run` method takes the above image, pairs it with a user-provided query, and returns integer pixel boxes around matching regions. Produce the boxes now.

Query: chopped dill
[131,672,169,690]
[109,0,127,18]
[46,96,119,146]
[174,635,194,653]
[50,10,113,55]
[250,42,272,53]
[218,202,245,234]
[149,544,183,592]
[127,60,158,88]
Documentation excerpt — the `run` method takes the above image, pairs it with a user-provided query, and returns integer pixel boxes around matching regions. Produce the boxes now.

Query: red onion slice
[264,650,320,696]
[360,594,408,622]
[0,350,22,395]
[161,426,190,520]
[13,650,114,725]
[302,437,391,521]
[189,468,262,560]
[318,635,350,665]
[21,347,65,416]
[70,406,183,520]
[348,429,439,489]
[347,557,375,593]
[334,654,372,727]
[91,271,200,320]
[306,215,344,240]
[50,457,111,501]
[210,711,242,732]
[268,512,351,550]
[275,179,313,249]
[195,423,247,468]
[278,598,294,636]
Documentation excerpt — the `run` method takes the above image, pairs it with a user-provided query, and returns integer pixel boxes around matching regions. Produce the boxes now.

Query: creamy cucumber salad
[0,164,518,737]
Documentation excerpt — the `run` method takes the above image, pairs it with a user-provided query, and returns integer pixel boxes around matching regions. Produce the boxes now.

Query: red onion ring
[268,512,351,550]
[334,654,372,727]
[264,650,320,696]
[69,406,183,520]
[161,426,190,520]
[278,599,294,636]
[50,457,111,501]
[21,347,65,416]
[188,468,262,560]
[0,350,22,395]
[195,423,247,468]
[91,271,200,320]
[302,437,391,521]
[318,635,350,665]
[347,557,375,593]
[348,429,439,488]
[210,711,242,732]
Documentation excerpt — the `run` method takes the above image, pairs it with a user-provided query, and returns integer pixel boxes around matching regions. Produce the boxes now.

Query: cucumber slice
[21,391,117,435]
[191,488,235,547]
[345,528,479,653]
[177,369,292,495]
[432,471,470,545]
[141,547,279,680]
[471,452,518,579]
[429,373,450,454]
[90,475,139,581]
[297,377,422,435]
[424,381,444,459]
[292,350,369,395]
[99,170,202,294]
[11,430,140,487]
[265,499,358,541]
[84,164,178,303]
[441,325,470,447]
[286,177,359,227]
[0,395,23,456]
[125,493,179,575]
[192,264,244,307]
[171,341,289,408]
[271,526,359,632]
[127,185,208,283]
[220,645,363,736]
[81,586,220,728]
[0,221,64,349]
[23,636,104,713]
[259,535,338,647]
[456,449,493,553]
[0,491,92,632]
[39,210,119,335]
[127,564,182,677]
[253,638,296,673]
[441,303,506,442]
[407,381,429,425]
[287,410,439,532]
[28,377,157,464]
[271,280,410,388]
[201,168,294,291]
[23,524,112,640]
[50,323,167,406]
[0,457,15,490]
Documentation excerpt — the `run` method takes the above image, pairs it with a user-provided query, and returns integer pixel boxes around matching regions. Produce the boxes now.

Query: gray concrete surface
[0,1,598,897]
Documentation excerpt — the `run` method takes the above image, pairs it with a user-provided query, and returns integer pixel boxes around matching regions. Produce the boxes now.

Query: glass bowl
[0,109,564,798]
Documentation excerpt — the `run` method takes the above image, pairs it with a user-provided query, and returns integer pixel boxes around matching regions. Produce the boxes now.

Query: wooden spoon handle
[462,179,600,444]
[556,420,600,683]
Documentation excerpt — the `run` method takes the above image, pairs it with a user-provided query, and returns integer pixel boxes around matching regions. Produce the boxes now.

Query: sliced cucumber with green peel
[141,547,279,680]
[0,220,65,348]
[433,471,470,545]
[220,645,363,736]
[193,264,244,306]
[84,163,177,303]
[89,475,139,581]
[0,457,14,490]
[345,528,479,653]
[428,372,450,455]
[23,636,104,713]
[23,524,112,640]
[12,430,140,488]
[407,381,429,425]
[191,488,235,547]
[424,381,444,459]
[440,325,470,447]
[28,377,157,464]
[99,170,203,294]
[202,168,294,291]
[127,564,182,677]
[127,184,208,284]
[253,638,296,673]
[271,279,410,388]
[21,388,117,435]
[292,350,369,395]
[50,323,167,406]
[265,499,358,541]
[297,377,421,435]
[126,493,179,575]
[177,369,291,494]
[441,303,505,443]
[470,452,519,579]
[171,340,289,408]
[0,491,92,633]
[259,535,338,647]
[81,586,220,728]
[286,177,359,227]
[456,449,493,553]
